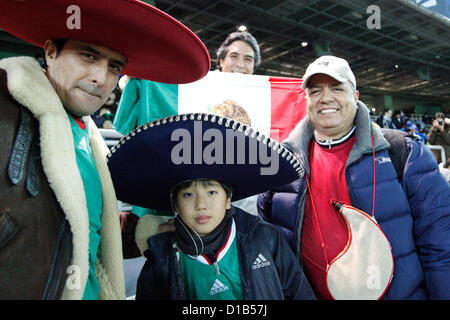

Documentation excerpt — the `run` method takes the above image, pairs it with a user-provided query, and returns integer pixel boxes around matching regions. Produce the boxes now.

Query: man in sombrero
[0,0,209,299]
[107,113,315,299]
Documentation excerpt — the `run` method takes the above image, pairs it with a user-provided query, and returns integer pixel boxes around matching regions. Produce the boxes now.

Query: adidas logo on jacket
[252,253,271,269]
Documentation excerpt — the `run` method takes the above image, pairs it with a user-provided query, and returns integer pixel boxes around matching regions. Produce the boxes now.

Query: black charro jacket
[136,206,316,300]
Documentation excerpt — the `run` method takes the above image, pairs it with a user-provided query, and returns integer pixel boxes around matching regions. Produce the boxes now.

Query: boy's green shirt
[179,220,243,300]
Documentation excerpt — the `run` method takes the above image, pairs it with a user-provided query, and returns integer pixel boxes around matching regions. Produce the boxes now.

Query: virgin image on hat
[0,0,211,84]
[107,113,304,210]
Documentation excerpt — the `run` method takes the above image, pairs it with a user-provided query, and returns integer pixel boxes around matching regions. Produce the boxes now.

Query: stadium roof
[1,0,449,105]
[154,0,450,104]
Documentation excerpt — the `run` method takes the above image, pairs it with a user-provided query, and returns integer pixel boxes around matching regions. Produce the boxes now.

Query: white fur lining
[89,117,125,299]
[0,57,124,299]
[135,214,171,254]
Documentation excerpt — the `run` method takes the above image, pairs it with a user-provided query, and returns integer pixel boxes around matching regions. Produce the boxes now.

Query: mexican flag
[114,71,307,143]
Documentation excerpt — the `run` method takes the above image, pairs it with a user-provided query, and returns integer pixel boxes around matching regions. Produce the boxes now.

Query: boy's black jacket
[136,206,316,300]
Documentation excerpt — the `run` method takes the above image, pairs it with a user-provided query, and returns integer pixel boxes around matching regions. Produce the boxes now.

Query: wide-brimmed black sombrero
[107,113,304,210]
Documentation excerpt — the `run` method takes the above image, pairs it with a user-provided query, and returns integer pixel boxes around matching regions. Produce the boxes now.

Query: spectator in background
[422,112,433,125]
[214,30,262,215]
[376,109,396,129]
[216,31,261,74]
[406,120,427,143]
[392,110,405,130]
[92,89,120,129]
[427,112,450,161]
[93,106,114,129]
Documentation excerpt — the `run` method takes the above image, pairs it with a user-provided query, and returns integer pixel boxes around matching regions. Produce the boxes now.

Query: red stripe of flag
[269,76,307,142]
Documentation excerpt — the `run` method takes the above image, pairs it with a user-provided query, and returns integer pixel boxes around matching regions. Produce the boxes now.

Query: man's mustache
[77,81,105,98]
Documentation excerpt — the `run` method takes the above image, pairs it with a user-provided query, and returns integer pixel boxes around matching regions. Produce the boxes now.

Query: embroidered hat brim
[107,113,303,210]
[0,0,210,84]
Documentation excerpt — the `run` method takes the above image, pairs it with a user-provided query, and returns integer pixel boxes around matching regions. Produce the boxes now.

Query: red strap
[305,130,377,266]
[371,129,376,217]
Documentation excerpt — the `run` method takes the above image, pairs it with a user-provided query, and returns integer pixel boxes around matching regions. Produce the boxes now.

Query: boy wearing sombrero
[0,0,209,299]
[107,113,316,299]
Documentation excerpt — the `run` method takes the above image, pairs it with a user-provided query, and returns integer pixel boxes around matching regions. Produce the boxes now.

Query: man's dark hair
[52,39,68,56]
[216,31,261,71]
[40,39,68,69]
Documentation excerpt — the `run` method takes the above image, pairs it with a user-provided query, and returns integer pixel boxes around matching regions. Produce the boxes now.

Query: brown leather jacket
[0,68,71,299]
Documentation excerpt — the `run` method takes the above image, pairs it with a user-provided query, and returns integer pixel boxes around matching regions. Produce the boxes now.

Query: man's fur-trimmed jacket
[0,57,125,299]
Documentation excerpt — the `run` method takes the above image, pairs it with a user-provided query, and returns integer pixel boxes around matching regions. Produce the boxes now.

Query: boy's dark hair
[171,179,232,208]
[216,31,260,71]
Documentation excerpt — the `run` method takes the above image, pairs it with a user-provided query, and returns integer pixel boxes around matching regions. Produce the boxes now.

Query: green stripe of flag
[113,78,179,135]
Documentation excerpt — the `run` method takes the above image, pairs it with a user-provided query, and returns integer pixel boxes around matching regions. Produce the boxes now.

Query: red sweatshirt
[301,134,356,300]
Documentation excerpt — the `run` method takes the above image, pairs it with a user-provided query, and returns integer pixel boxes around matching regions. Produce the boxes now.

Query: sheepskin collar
[0,57,68,116]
